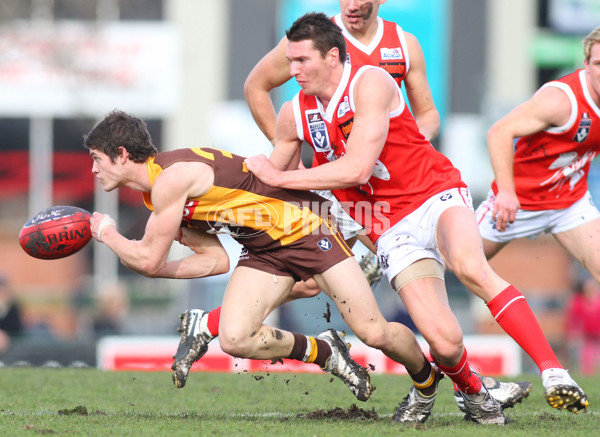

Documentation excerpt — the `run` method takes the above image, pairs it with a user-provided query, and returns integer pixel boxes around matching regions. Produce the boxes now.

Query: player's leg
[314,257,441,423]
[172,198,367,381]
[315,257,426,370]
[474,192,513,260]
[438,205,589,414]
[218,265,372,401]
[481,238,508,260]
[553,217,600,284]
[217,266,296,359]
[394,267,505,425]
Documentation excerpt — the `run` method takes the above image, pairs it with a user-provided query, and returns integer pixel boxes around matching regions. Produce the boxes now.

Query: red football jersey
[333,14,409,88]
[293,64,465,243]
[491,69,600,210]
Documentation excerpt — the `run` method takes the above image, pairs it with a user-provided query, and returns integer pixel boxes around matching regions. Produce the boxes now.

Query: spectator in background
[0,275,24,353]
[565,274,600,375]
[92,282,130,336]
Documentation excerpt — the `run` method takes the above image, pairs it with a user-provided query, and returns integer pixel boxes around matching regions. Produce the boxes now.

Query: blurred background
[0,0,599,374]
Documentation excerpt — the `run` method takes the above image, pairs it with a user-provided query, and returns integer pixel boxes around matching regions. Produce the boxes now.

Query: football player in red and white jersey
[172,0,440,388]
[244,0,439,144]
[172,1,532,417]
[245,13,589,422]
[476,27,600,290]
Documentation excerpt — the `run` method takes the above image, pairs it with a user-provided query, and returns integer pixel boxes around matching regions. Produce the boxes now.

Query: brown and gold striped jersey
[142,148,329,252]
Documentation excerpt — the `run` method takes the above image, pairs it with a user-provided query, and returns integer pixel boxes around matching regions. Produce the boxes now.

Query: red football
[19,206,92,260]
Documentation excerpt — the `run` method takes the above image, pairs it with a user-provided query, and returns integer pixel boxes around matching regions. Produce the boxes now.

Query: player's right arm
[487,85,572,231]
[95,162,215,277]
[243,101,306,185]
[244,36,293,145]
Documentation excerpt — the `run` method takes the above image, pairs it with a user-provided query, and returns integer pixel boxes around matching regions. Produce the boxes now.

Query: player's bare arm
[246,68,396,191]
[96,162,214,276]
[403,32,440,141]
[487,86,572,231]
[155,228,230,279]
[241,101,306,186]
[244,36,293,145]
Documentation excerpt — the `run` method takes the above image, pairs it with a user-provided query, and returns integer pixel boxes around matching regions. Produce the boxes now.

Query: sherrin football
[19,206,92,260]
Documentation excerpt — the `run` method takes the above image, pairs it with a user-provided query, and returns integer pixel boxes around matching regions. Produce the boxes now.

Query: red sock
[487,285,561,372]
[206,307,221,337]
[435,349,481,394]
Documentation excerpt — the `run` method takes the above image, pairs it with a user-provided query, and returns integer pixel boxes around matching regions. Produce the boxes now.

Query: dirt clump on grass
[300,404,379,420]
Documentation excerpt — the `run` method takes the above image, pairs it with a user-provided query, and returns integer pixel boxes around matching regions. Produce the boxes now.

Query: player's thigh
[554,217,600,280]
[314,257,386,331]
[220,266,295,336]
[437,206,487,270]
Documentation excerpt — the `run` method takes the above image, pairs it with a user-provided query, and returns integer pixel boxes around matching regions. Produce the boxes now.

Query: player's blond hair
[583,27,600,61]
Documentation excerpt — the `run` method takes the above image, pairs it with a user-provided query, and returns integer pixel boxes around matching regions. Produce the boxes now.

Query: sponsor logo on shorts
[440,193,453,201]
[317,237,332,251]
[239,247,249,260]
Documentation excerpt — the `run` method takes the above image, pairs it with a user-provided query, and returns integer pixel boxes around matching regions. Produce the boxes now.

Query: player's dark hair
[83,109,157,163]
[286,12,346,63]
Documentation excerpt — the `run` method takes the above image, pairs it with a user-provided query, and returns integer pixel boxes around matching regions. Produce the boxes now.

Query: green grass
[0,368,597,436]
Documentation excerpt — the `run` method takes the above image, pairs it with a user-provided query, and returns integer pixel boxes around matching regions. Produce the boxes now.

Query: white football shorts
[377,187,473,284]
[476,190,600,242]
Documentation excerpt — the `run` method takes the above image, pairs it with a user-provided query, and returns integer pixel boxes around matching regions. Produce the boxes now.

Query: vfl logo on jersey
[338,118,354,140]
[306,111,331,152]
[380,47,403,60]
[317,237,332,251]
[573,112,591,143]
[337,96,351,118]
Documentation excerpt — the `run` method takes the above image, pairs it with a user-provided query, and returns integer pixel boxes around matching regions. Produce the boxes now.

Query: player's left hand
[244,154,282,187]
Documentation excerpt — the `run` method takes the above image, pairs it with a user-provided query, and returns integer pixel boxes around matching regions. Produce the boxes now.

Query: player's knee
[450,256,489,288]
[428,336,463,364]
[290,280,321,299]
[219,332,253,358]
[352,323,389,350]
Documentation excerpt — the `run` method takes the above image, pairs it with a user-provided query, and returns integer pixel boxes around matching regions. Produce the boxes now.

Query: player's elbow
[243,73,260,101]
[353,164,375,186]
[132,255,168,278]
[486,121,511,145]
[213,253,230,275]
[138,263,164,278]
[338,170,370,187]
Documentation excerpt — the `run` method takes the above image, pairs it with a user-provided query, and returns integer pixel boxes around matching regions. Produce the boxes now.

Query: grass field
[0,368,597,436]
